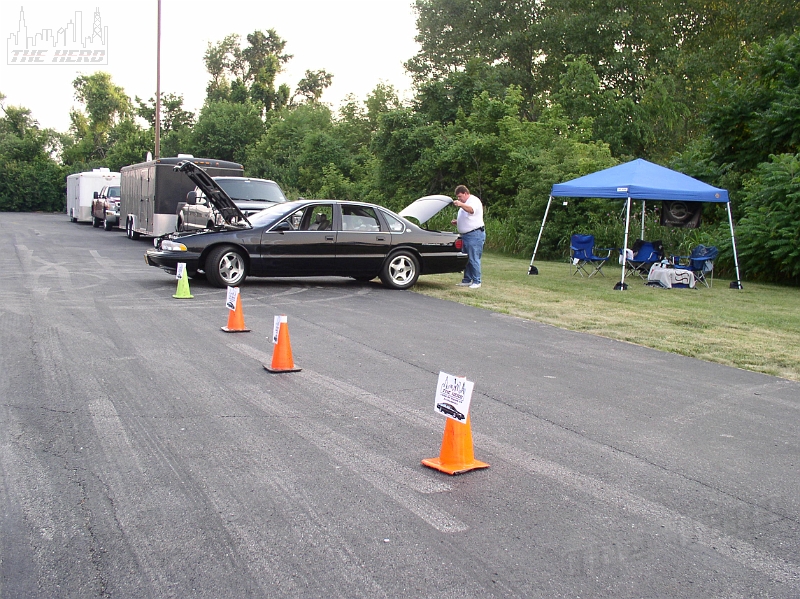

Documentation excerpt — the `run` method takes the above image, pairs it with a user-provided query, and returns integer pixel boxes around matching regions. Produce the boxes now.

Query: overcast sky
[0,0,420,133]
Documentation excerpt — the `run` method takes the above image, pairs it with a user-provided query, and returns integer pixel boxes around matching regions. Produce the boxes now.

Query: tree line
[1,0,798,283]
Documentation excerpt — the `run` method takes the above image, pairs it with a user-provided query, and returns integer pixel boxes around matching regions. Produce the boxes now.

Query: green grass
[414,253,800,381]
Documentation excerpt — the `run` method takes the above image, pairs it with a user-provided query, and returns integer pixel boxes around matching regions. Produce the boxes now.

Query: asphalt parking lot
[1,212,798,598]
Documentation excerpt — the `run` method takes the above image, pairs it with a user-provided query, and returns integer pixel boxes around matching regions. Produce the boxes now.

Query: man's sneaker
[469,283,481,289]
[456,281,472,287]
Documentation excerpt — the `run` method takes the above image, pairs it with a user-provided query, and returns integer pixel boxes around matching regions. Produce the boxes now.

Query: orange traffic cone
[422,414,489,475]
[221,293,250,333]
[263,316,301,373]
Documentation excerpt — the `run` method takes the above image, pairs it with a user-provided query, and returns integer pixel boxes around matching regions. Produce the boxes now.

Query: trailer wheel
[126,216,140,239]
[206,245,247,288]
[126,217,140,240]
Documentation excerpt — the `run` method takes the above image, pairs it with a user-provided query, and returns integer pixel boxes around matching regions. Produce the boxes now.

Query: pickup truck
[91,185,121,230]
[176,176,287,231]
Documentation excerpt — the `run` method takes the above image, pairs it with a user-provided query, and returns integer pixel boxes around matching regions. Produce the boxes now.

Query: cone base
[221,326,251,333]
[173,294,194,299]
[421,457,489,475]
[263,363,302,373]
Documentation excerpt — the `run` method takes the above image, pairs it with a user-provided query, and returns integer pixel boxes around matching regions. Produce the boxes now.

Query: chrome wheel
[380,251,419,290]
[206,245,247,287]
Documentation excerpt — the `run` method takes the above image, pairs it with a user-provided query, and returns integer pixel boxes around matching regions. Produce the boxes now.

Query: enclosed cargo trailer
[66,168,120,223]
[120,156,243,239]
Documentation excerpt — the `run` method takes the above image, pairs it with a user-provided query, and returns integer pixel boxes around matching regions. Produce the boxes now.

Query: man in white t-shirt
[451,184,485,289]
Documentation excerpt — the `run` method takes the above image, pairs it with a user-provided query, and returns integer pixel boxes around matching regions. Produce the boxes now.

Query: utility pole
[155,0,161,158]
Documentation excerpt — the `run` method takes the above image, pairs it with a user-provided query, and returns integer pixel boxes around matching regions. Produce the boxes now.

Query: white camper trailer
[66,168,121,223]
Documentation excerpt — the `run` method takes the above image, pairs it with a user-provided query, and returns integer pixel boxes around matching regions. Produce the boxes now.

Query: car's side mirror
[273,221,292,233]
[93,191,99,199]
[186,191,197,205]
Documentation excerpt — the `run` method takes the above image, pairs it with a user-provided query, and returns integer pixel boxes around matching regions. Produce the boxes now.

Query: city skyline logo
[6,6,109,65]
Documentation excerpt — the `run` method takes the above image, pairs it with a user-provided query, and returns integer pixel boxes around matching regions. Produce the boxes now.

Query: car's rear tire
[205,245,247,288]
[379,250,419,290]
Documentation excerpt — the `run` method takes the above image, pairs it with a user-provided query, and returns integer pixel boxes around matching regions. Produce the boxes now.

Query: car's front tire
[92,215,101,227]
[379,250,419,290]
[206,245,247,288]
[103,218,113,231]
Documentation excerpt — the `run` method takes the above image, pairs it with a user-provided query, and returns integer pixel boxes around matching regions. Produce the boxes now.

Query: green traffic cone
[173,269,194,299]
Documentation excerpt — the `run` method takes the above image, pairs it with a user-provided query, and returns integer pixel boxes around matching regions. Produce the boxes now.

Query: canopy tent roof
[551,158,729,203]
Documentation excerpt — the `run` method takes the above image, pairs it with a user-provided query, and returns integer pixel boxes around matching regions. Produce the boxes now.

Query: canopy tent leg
[528,195,553,275]
[726,202,743,289]
[641,200,646,240]
[615,196,632,290]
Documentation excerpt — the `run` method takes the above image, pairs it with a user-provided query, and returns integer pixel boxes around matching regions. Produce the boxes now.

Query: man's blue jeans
[460,228,486,284]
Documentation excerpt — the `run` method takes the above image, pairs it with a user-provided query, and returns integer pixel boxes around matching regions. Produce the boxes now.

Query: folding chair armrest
[597,247,614,257]
[671,254,688,266]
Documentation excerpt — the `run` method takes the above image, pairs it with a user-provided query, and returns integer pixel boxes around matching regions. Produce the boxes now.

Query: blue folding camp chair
[570,234,612,277]
[624,240,664,280]
[672,245,719,287]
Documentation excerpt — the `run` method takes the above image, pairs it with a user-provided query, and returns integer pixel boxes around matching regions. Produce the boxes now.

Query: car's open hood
[175,161,250,227]
[398,194,454,225]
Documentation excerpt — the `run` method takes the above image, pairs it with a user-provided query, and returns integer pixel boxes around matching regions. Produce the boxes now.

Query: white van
[66,168,121,223]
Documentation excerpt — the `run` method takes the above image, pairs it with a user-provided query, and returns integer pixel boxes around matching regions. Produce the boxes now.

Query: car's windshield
[248,201,305,227]
[107,186,120,198]
[216,178,286,203]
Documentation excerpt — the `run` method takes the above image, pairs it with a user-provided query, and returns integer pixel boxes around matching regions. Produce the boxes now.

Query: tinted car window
[381,210,406,233]
[341,205,381,231]
[107,186,120,198]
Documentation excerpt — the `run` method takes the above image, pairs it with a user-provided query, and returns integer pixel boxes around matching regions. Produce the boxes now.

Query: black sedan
[144,162,467,290]
[436,402,466,421]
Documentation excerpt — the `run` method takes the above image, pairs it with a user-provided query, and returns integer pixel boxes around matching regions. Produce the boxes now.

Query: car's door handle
[325,235,335,241]
[376,236,386,241]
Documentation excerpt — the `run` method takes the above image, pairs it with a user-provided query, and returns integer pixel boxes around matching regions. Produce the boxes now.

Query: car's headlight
[161,240,187,251]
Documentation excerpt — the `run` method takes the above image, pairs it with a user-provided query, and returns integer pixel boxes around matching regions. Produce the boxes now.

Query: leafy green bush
[736,153,800,284]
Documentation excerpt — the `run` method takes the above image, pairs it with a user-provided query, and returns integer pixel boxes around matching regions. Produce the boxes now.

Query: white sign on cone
[272,315,287,344]
[434,371,474,422]
[176,262,186,280]
[225,286,239,311]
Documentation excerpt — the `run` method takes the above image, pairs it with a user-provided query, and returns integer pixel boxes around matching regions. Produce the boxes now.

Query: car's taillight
[455,238,463,251]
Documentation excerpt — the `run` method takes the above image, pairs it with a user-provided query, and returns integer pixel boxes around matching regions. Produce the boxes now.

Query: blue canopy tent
[527,159,743,289]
